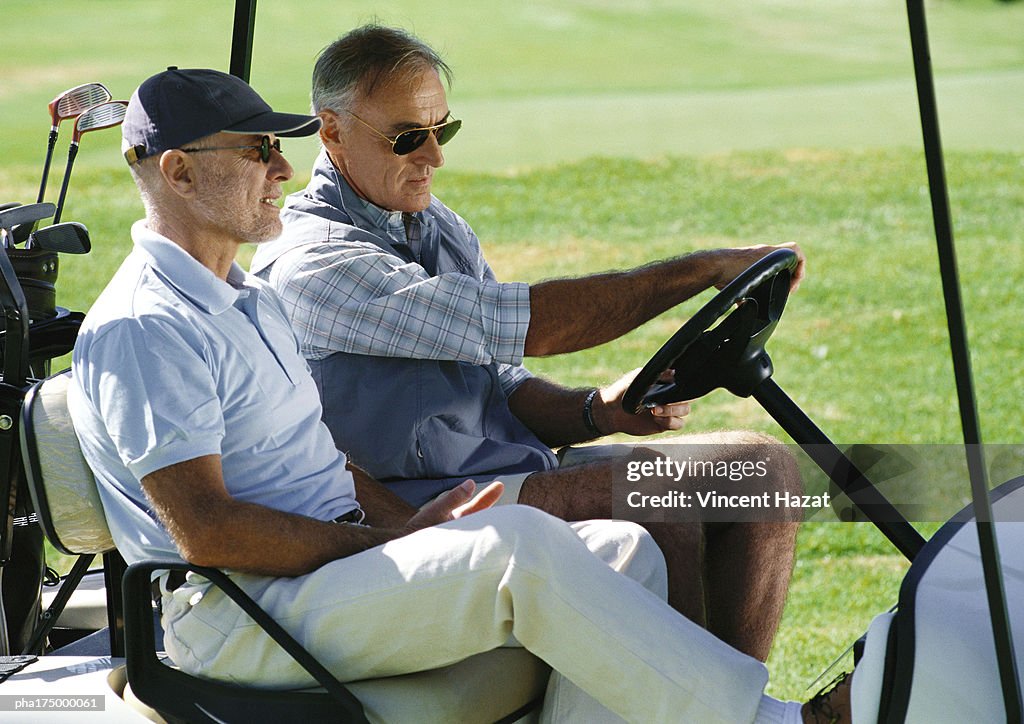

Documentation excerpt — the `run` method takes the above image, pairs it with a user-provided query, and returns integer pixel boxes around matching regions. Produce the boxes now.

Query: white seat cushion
[23,371,115,555]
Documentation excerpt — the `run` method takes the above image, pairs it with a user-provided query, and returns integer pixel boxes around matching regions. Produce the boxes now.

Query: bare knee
[747,432,802,496]
[519,463,613,520]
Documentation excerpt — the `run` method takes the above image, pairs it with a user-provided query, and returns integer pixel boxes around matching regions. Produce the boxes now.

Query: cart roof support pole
[229,0,257,82]
[905,2,1021,720]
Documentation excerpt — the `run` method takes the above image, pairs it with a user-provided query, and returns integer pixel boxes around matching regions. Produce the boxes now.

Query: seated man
[69,68,847,723]
[250,23,804,660]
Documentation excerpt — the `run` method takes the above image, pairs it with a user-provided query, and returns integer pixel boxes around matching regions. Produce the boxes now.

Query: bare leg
[518,431,800,661]
[704,520,797,661]
[681,431,801,661]
[643,521,708,628]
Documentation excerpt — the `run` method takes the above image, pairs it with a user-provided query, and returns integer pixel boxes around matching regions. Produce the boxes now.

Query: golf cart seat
[850,476,1024,722]
[21,370,550,723]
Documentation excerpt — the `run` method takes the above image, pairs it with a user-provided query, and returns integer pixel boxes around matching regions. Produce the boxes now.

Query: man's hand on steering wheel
[622,247,802,413]
[590,368,693,438]
[714,242,805,293]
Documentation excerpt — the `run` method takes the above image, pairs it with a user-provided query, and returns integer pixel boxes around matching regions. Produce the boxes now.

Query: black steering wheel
[622,248,800,414]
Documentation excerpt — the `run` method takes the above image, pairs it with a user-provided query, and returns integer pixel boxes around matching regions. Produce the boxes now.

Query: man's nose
[413,131,445,168]
[268,143,294,181]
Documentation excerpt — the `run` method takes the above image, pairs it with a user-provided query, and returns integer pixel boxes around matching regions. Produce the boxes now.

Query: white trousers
[162,505,768,723]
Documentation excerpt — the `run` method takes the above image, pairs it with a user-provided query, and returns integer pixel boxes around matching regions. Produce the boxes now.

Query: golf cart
[1,1,1022,722]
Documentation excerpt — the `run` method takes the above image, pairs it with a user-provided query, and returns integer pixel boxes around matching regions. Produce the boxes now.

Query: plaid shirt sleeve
[271,242,532,367]
[497,361,534,396]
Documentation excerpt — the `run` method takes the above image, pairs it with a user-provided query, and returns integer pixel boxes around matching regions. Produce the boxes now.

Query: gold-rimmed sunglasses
[181,135,282,163]
[345,111,461,156]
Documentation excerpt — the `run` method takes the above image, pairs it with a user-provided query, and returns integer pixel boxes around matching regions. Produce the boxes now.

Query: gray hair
[312,24,453,115]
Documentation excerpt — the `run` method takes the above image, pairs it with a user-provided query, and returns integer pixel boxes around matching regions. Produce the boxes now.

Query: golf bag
[0,242,82,655]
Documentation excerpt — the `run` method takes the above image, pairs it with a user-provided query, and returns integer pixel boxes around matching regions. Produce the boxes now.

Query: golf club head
[54,101,128,223]
[40,83,111,205]
[71,99,128,142]
[48,83,112,126]
[27,222,91,255]
[2,202,57,247]
[0,203,56,234]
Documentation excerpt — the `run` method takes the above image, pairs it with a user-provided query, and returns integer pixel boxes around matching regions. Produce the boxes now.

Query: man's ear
[158,150,197,199]
[318,109,345,152]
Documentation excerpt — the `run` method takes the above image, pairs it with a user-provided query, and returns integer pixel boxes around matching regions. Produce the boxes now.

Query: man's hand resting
[404,480,505,533]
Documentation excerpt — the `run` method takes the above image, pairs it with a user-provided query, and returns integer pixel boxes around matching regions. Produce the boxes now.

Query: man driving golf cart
[251,24,806,662]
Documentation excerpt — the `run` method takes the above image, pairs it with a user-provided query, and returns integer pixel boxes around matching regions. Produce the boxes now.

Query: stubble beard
[194,164,282,245]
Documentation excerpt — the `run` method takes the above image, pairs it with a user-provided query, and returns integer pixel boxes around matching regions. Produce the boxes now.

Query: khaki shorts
[493,443,627,506]
[492,471,533,506]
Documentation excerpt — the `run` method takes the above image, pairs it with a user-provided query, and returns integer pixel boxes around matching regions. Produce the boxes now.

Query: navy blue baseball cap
[123,67,320,164]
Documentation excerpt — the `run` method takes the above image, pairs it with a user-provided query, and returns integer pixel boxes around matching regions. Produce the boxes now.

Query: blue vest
[251,152,557,506]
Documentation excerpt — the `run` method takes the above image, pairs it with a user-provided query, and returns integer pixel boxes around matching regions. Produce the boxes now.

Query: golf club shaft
[52,143,80,224]
[36,128,59,204]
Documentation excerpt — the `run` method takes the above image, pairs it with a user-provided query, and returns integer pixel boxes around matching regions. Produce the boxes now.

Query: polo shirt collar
[131,220,250,315]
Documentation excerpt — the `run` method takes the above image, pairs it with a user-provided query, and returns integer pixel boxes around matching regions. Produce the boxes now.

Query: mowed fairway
[3,0,1023,703]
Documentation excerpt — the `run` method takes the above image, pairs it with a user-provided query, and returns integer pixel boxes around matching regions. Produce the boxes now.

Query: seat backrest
[20,369,114,556]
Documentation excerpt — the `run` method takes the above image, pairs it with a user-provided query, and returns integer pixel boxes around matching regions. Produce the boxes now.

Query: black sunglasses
[181,135,282,163]
[345,111,462,156]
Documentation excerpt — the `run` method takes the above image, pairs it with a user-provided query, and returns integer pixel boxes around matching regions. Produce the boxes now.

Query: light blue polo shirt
[69,221,359,564]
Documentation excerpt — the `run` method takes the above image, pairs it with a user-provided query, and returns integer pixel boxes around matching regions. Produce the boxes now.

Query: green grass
[4,0,1024,704]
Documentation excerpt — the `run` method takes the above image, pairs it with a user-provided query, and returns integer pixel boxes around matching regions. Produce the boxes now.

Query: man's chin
[248,221,284,245]
[399,195,432,214]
